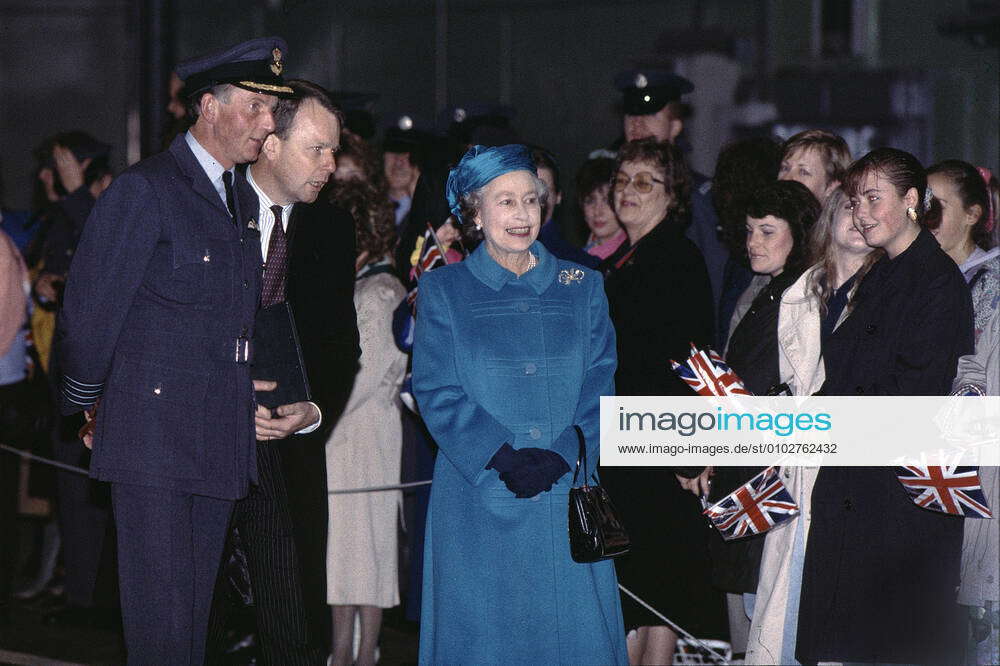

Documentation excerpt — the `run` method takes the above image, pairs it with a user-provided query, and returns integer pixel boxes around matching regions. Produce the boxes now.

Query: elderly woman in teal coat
[412,144,628,665]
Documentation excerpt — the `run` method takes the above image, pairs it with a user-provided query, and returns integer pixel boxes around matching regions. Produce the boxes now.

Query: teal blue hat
[446,144,535,223]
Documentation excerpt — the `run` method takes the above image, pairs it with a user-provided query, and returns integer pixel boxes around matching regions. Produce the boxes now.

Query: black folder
[251,302,311,410]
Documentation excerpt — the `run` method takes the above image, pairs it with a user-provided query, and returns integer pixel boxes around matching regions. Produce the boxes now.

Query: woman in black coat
[599,139,721,664]
[796,148,974,664]
[697,181,821,607]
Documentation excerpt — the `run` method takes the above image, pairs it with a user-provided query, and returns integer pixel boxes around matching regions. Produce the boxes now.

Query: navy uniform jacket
[58,134,261,500]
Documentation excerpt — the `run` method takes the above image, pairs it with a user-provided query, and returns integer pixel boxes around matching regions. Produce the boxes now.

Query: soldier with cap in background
[614,68,729,333]
[383,115,433,229]
[57,37,292,664]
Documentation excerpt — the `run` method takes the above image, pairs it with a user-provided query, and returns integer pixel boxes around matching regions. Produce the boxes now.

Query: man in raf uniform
[57,37,293,664]
[614,68,729,333]
[208,79,359,664]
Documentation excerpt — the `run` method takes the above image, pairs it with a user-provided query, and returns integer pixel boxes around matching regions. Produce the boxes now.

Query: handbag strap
[572,425,588,487]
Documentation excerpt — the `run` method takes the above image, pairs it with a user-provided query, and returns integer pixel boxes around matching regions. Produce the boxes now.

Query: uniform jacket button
[865,323,876,334]
[843,498,853,511]
[529,427,541,440]
[855,385,865,394]
[524,362,537,375]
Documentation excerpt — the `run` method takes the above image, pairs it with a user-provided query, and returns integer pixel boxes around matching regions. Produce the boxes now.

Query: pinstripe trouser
[207,441,325,666]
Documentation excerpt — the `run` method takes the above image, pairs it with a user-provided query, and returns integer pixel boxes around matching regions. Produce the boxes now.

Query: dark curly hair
[575,156,617,206]
[745,180,821,275]
[926,159,997,250]
[712,136,784,256]
[336,130,388,192]
[327,179,397,262]
[613,138,690,221]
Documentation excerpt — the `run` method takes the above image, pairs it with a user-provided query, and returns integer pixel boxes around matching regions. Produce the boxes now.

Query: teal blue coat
[413,241,627,665]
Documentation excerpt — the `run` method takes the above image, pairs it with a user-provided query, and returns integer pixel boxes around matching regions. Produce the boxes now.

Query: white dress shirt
[245,165,322,435]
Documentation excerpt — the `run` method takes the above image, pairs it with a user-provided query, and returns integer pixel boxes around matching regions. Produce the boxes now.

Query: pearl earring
[906,207,917,221]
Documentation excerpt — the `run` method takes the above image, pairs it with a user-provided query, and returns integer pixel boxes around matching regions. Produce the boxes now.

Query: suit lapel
[235,165,261,237]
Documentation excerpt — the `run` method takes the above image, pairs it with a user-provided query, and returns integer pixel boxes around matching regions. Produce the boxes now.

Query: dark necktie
[222,170,237,221]
[261,204,288,306]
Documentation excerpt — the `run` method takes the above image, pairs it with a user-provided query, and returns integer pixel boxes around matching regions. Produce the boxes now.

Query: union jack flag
[896,465,992,518]
[670,344,751,396]
[405,224,450,311]
[703,466,799,540]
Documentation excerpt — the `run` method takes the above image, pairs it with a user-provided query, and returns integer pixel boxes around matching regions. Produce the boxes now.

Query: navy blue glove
[485,443,520,474]
[486,444,570,498]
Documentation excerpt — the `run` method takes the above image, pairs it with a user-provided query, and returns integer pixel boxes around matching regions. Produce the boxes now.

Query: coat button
[203,253,211,262]
[843,498,853,511]
[524,362,537,375]
[516,302,529,313]
[865,323,876,334]
[529,427,541,440]
[153,384,162,396]
[855,385,865,394]
[243,280,249,289]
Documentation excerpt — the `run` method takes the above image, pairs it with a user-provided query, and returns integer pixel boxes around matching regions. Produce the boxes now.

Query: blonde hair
[783,129,852,186]
[805,188,881,317]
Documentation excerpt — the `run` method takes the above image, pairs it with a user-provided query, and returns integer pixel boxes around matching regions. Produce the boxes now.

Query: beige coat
[745,265,840,665]
[326,270,408,607]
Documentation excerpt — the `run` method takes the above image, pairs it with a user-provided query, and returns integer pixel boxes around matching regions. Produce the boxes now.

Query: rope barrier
[328,479,432,494]
[0,444,90,476]
[1,443,732,662]
[618,583,731,664]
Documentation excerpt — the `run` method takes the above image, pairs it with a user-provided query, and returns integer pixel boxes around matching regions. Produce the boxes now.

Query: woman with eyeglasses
[599,139,720,665]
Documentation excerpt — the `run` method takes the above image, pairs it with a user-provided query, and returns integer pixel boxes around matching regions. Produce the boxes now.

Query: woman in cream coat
[745,189,877,665]
[326,181,408,666]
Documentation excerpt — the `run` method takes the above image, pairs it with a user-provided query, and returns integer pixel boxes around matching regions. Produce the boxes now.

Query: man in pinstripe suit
[207,79,359,665]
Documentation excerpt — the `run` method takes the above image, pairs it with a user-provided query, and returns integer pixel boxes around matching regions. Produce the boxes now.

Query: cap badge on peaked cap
[270,48,283,75]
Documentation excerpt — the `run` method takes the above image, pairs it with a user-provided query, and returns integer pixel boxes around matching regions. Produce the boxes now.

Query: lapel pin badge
[248,218,259,231]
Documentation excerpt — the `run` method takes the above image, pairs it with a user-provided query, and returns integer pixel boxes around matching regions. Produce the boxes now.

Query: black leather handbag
[568,425,631,563]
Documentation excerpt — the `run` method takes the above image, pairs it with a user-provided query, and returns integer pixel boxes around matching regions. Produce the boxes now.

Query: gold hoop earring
[906,207,917,221]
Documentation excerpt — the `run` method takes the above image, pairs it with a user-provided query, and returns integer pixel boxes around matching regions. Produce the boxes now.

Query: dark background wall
[2,0,997,212]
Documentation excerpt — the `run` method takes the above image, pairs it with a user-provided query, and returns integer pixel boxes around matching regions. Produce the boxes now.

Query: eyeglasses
[612,171,665,194]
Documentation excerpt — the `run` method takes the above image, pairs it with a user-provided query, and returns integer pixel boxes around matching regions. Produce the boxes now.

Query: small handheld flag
[670,344,751,396]
[896,465,992,518]
[703,467,799,540]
